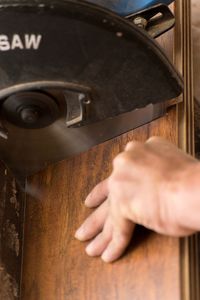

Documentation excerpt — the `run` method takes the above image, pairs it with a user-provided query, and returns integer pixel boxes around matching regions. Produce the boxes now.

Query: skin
[75,137,200,263]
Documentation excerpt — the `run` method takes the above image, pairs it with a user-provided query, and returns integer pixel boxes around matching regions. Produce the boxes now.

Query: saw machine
[0,0,183,176]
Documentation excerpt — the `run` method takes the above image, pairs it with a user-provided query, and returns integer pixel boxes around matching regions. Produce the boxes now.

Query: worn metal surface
[126,4,175,38]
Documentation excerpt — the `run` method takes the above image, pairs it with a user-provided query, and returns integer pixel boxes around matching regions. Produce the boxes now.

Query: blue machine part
[87,0,174,16]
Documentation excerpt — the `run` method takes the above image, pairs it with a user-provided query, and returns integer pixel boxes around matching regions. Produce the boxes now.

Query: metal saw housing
[0,0,183,176]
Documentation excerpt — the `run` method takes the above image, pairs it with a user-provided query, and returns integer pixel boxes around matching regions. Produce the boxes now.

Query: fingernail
[85,244,94,256]
[84,195,91,207]
[75,227,84,240]
[101,250,113,263]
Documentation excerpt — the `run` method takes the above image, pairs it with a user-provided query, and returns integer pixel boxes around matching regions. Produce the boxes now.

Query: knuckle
[126,141,135,148]
[146,136,160,144]
[113,153,130,168]
[125,141,141,151]
[146,136,168,146]
[107,174,124,192]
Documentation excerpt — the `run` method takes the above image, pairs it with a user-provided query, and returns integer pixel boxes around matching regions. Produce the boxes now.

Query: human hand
[75,137,198,263]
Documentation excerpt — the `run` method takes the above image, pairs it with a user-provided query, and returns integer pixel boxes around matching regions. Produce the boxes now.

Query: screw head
[133,16,148,29]
[20,107,39,124]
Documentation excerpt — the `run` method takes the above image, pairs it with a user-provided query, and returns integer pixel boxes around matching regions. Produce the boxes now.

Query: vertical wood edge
[175,0,200,299]
[19,178,26,300]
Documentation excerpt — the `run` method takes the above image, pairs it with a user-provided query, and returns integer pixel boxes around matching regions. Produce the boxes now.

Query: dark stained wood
[0,163,25,300]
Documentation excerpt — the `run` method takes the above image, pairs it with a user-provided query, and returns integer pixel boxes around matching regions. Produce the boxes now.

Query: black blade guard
[0,0,182,122]
[0,0,183,176]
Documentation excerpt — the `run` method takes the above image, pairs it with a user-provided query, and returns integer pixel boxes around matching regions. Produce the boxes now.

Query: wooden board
[22,109,182,300]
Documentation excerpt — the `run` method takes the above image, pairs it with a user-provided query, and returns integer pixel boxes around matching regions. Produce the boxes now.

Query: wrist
[168,161,200,234]
[160,160,200,236]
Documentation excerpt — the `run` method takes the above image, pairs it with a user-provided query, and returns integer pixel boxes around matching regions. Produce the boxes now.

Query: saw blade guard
[0,0,183,127]
[0,0,183,176]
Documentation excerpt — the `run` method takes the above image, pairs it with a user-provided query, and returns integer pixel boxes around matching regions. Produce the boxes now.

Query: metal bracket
[64,90,91,127]
[126,4,175,38]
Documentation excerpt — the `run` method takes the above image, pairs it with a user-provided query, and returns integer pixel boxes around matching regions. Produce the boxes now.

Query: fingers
[85,179,109,208]
[85,216,135,263]
[76,195,135,262]
[85,219,113,257]
[101,205,135,263]
[101,223,134,263]
[75,200,108,241]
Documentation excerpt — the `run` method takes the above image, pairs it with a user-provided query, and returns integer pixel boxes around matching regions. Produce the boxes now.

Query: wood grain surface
[22,107,182,300]
[21,3,189,300]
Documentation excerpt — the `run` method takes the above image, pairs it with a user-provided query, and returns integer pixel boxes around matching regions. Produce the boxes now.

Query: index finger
[85,179,109,208]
